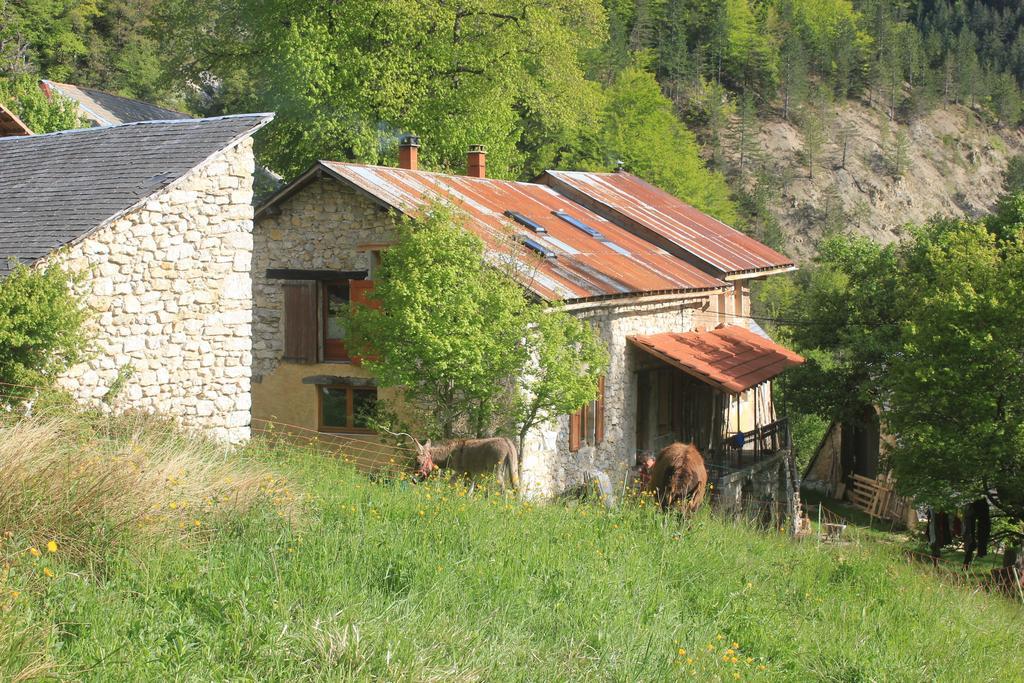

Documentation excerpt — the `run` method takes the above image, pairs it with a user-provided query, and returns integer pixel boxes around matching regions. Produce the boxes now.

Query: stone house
[252,138,803,496]
[0,113,272,442]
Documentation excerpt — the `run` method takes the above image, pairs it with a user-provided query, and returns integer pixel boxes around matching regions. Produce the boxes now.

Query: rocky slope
[743,100,1024,261]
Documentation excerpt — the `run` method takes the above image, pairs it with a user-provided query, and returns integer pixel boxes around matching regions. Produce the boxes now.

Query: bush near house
[2,409,1023,681]
[347,205,607,443]
[0,263,88,402]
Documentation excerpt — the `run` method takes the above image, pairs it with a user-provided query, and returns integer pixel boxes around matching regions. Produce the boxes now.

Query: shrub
[0,263,88,403]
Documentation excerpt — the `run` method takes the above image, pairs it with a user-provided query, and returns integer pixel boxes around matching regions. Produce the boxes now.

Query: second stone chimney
[467,144,486,178]
[398,134,420,170]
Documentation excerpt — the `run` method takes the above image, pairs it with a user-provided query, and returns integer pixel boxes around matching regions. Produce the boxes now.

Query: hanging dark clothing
[927,509,952,560]
[963,498,991,567]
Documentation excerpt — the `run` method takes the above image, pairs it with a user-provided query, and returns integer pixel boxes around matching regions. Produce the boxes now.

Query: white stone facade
[50,138,257,442]
[520,297,705,498]
[253,178,395,379]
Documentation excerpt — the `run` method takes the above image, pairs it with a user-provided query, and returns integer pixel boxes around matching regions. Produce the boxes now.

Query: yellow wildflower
[732,642,740,649]
[717,634,725,641]
[169,502,178,510]
[686,657,694,665]
[678,648,686,657]
[757,665,767,671]
[47,540,58,554]
[193,520,201,528]
[43,567,54,578]
[28,546,41,558]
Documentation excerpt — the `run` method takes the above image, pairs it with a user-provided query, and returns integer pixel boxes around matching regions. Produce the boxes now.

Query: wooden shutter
[595,376,605,444]
[283,281,317,363]
[349,279,379,309]
[349,280,378,366]
[569,410,581,452]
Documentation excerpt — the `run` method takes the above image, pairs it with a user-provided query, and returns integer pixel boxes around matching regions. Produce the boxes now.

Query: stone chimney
[467,144,486,178]
[398,134,420,170]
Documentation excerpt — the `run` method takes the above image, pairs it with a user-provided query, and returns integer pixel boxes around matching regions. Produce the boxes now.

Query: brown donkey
[645,442,708,513]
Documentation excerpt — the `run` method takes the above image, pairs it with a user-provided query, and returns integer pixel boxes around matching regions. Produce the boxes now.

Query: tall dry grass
[0,409,295,564]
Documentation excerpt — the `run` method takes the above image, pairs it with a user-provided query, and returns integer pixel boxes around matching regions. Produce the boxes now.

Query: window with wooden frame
[322,280,351,361]
[281,277,378,364]
[318,384,378,432]
[569,376,605,452]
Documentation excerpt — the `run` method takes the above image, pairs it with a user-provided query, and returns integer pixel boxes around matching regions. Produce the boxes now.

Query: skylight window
[552,210,604,239]
[519,237,556,259]
[504,210,547,233]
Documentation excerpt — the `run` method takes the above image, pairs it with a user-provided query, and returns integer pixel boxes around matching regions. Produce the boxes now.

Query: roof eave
[722,264,798,281]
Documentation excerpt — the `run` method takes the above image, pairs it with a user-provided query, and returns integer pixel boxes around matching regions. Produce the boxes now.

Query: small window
[323,281,350,361]
[519,237,556,259]
[504,210,547,233]
[569,376,605,452]
[319,385,378,432]
[552,210,604,239]
[368,250,383,279]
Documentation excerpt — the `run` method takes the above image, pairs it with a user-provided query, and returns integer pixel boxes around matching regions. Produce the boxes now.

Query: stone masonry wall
[520,296,705,498]
[252,178,396,380]
[51,138,256,442]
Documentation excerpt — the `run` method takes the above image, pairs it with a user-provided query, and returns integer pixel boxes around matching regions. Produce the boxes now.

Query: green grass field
[2,412,1023,681]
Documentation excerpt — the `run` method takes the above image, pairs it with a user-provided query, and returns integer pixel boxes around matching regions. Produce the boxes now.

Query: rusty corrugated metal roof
[629,325,804,394]
[0,103,32,137]
[542,170,796,278]
[319,162,727,301]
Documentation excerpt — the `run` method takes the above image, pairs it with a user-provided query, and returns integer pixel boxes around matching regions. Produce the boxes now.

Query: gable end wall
[49,138,257,442]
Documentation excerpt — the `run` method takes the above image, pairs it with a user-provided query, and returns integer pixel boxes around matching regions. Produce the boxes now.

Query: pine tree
[731,92,759,177]
[778,32,808,121]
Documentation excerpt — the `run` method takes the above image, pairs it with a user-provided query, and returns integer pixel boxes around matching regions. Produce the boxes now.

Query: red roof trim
[629,325,804,394]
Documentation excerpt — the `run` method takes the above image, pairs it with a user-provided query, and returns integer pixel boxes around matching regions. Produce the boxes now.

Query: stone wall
[712,452,792,528]
[51,138,257,442]
[520,296,707,498]
[252,178,395,381]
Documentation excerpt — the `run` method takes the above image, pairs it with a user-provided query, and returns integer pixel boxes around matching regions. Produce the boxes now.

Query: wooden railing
[713,417,791,470]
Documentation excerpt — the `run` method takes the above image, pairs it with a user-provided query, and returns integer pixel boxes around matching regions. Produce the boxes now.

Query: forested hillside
[4,0,1024,258]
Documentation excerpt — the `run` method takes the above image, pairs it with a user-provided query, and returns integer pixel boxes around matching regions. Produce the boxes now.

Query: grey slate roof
[0,113,273,274]
[41,80,192,127]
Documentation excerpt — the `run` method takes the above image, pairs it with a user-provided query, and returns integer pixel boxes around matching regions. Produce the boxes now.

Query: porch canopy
[628,325,803,394]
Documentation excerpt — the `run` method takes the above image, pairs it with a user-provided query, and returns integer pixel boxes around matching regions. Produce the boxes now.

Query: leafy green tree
[572,67,738,223]
[0,74,82,132]
[347,206,528,439]
[0,263,89,404]
[885,212,1024,553]
[718,0,778,96]
[0,0,99,78]
[156,0,607,180]
[516,305,608,457]
[772,235,903,433]
[348,205,606,442]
